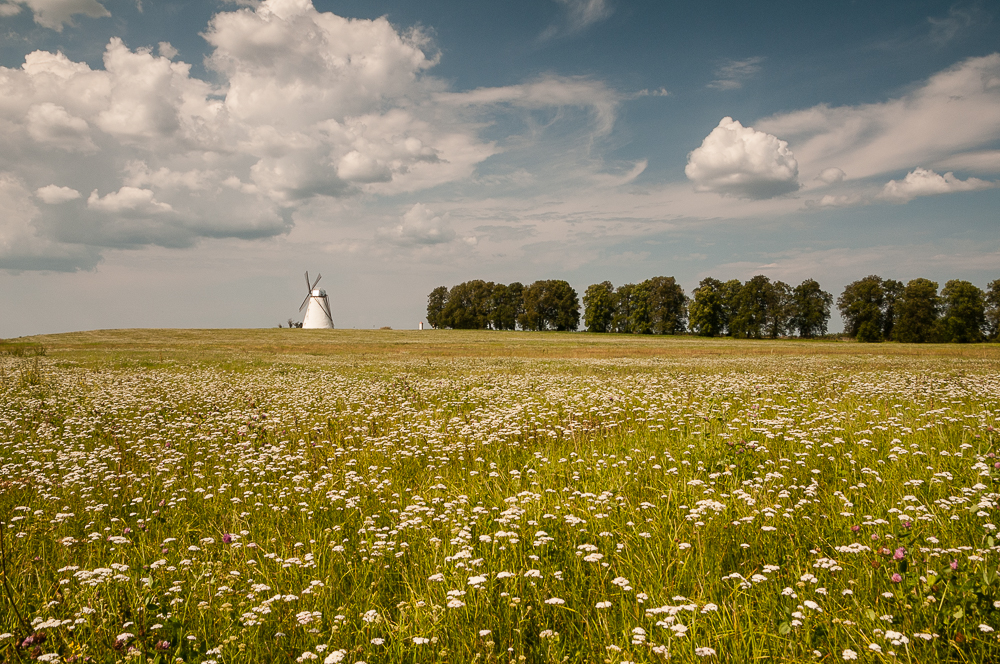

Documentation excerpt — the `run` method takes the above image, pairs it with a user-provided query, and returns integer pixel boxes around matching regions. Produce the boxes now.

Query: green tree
[838,276,885,342]
[720,279,743,336]
[442,280,495,329]
[987,279,1000,341]
[629,281,654,334]
[882,279,904,340]
[426,286,448,329]
[765,280,792,339]
[938,280,986,343]
[519,280,580,331]
[893,278,940,343]
[790,279,832,338]
[583,281,615,333]
[689,277,726,337]
[612,284,638,334]
[642,276,688,334]
[490,282,524,331]
[730,275,773,339]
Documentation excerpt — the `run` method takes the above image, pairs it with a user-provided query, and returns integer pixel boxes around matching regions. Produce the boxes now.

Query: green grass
[1,330,999,663]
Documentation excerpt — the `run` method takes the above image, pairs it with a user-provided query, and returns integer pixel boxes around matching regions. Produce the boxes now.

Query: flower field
[2,331,1000,663]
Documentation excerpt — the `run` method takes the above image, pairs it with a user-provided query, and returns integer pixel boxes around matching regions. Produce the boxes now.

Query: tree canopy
[582,282,615,333]
[837,276,886,342]
[939,280,986,343]
[790,279,833,338]
[689,277,726,337]
[519,280,580,331]
[988,280,1000,341]
[894,278,940,343]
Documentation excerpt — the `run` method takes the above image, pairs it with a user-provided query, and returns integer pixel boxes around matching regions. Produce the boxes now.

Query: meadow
[1,329,1000,663]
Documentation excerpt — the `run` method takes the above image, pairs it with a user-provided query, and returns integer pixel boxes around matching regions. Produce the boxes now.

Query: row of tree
[582,277,688,334]
[426,280,580,331]
[837,276,1000,343]
[427,276,1000,342]
[685,276,834,338]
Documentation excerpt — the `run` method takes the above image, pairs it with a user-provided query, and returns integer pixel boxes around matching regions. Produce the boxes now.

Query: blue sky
[1,0,998,335]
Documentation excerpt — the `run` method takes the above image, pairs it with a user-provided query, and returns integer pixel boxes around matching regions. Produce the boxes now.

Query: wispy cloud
[755,53,1000,182]
[708,57,764,91]
[928,5,984,46]
[436,74,621,137]
[0,0,110,31]
[540,0,612,40]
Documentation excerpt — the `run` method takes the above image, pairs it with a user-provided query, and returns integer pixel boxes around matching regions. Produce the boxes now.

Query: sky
[1,0,998,336]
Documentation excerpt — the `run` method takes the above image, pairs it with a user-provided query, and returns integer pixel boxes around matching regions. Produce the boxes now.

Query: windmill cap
[311,288,327,296]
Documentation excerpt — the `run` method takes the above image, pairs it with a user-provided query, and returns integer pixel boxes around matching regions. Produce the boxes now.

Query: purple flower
[871,533,880,541]
[951,559,959,570]
[223,533,233,544]
[155,640,171,651]
[893,547,906,560]
[851,525,860,532]
[891,573,902,583]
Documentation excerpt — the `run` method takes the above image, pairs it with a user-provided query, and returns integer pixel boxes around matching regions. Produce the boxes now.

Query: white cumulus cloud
[376,203,456,246]
[337,151,391,184]
[36,184,80,203]
[26,102,96,152]
[157,42,177,59]
[0,0,623,271]
[816,167,845,184]
[880,167,995,202]
[0,174,97,270]
[87,187,172,214]
[685,117,800,199]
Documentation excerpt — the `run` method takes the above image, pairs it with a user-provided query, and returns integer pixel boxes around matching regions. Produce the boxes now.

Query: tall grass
[0,335,999,662]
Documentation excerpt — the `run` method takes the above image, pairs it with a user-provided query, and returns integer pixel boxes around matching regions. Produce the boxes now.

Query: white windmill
[299,271,334,329]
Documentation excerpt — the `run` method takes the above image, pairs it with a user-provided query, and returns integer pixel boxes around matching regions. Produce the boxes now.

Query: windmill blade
[304,271,311,292]
[311,273,322,290]
[299,293,311,312]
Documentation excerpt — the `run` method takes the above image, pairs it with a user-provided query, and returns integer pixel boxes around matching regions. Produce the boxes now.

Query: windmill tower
[299,271,334,329]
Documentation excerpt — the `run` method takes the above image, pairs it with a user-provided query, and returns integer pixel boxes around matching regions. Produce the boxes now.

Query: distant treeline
[426,280,579,331]
[427,275,1000,342]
